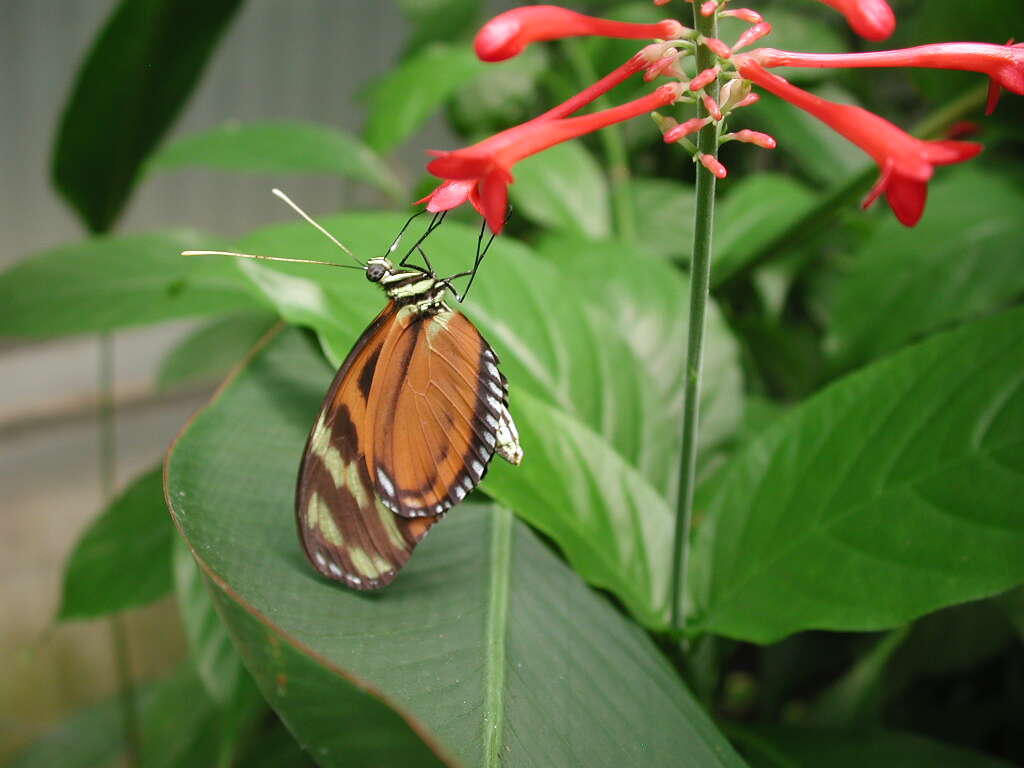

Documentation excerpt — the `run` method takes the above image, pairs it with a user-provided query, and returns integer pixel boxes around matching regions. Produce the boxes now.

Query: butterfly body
[296,256,521,590]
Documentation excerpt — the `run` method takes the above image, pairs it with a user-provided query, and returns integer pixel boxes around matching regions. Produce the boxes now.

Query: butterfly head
[365,257,394,283]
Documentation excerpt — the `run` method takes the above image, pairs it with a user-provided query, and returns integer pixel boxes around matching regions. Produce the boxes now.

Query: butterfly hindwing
[295,303,440,589]
[365,304,511,519]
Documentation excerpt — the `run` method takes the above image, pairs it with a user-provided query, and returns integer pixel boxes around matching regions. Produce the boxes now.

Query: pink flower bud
[702,94,723,120]
[733,129,777,148]
[701,1,718,16]
[733,22,772,52]
[702,36,732,58]
[689,65,720,91]
[735,92,760,108]
[664,116,709,142]
[721,8,764,23]
[699,154,728,178]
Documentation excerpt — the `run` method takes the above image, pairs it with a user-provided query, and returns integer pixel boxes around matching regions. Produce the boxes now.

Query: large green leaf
[145,121,404,201]
[508,140,611,238]
[712,173,816,287]
[0,231,264,337]
[733,725,1015,768]
[156,311,278,391]
[59,467,173,620]
[363,44,485,153]
[228,213,743,624]
[828,168,1024,366]
[693,307,1024,643]
[52,0,243,232]
[164,326,746,766]
[631,177,696,261]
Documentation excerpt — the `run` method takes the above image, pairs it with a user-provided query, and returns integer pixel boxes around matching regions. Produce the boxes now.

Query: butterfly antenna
[271,188,364,267]
[181,250,363,270]
[387,208,427,259]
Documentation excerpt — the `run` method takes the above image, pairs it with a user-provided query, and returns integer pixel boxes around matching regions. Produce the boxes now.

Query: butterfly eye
[366,262,386,282]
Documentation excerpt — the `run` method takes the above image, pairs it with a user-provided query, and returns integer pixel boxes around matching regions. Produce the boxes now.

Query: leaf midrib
[483,508,512,768]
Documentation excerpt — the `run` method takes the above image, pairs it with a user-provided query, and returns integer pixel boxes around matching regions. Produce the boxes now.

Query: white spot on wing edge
[328,562,342,577]
[471,460,484,478]
[315,552,327,568]
[377,469,395,497]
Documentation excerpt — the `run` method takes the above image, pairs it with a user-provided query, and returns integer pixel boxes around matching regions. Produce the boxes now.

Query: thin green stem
[99,333,141,766]
[562,39,637,241]
[670,7,720,634]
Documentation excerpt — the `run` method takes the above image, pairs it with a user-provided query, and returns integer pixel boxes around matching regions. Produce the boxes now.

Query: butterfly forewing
[295,303,440,589]
[365,306,512,519]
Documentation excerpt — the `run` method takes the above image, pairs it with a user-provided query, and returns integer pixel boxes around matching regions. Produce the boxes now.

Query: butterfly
[185,189,522,589]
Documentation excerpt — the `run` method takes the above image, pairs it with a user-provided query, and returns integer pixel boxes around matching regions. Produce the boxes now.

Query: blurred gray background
[0,0,475,756]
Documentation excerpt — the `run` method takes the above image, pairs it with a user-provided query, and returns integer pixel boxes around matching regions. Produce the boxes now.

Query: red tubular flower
[427,83,683,232]
[738,60,982,226]
[814,0,895,42]
[475,5,686,62]
[746,43,1024,115]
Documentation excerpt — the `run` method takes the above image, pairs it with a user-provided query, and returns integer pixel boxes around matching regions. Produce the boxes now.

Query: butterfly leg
[451,206,511,302]
[399,211,446,270]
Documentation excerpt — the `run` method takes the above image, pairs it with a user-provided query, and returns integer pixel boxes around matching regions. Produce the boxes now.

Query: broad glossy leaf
[146,121,404,200]
[52,0,243,232]
[363,44,485,153]
[536,234,743,459]
[0,231,264,337]
[712,173,816,287]
[230,214,704,622]
[693,307,1024,643]
[59,467,173,620]
[829,169,1024,366]
[630,177,696,261]
[165,327,746,766]
[734,725,1015,768]
[157,312,278,391]
[508,140,611,238]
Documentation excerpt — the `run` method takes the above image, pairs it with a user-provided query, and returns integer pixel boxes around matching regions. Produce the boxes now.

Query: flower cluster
[422,1,1024,230]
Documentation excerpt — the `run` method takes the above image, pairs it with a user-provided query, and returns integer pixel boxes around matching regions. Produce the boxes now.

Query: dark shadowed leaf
[363,44,485,153]
[0,231,264,337]
[146,121,404,200]
[52,0,244,232]
[693,307,1024,643]
[829,168,1024,366]
[59,467,173,620]
[396,0,481,54]
[733,725,1015,768]
[8,666,224,768]
[165,326,746,766]
[157,312,278,391]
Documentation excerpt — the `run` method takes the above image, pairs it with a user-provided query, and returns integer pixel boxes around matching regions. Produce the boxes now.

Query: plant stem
[99,333,142,766]
[669,7,720,634]
[562,39,637,241]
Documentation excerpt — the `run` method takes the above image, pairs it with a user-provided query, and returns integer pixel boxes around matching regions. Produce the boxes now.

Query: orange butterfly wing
[295,303,438,590]
[365,304,510,518]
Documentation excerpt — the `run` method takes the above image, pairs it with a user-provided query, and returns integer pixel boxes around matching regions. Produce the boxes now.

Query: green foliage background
[5,0,1023,766]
